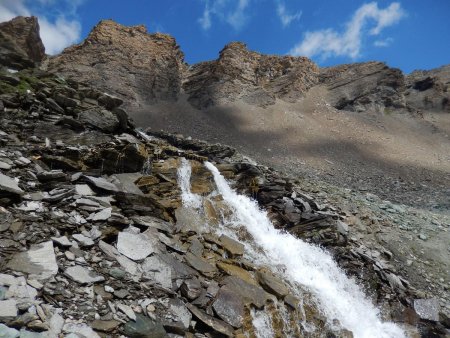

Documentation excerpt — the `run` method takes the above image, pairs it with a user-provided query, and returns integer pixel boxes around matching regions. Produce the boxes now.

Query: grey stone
[0,173,24,195]
[112,173,144,196]
[74,184,94,196]
[185,252,216,275]
[164,299,192,332]
[414,298,440,322]
[186,303,234,337]
[62,323,100,338]
[0,299,18,319]
[116,231,158,261]
[222,276,271,308]
[83,175,119,192]
[6,241,58,280]
[0,161,12,170]
[213,285,244,328]
[72,234,95,247]
[336,220,349,235]
[117,303,136,321]
[123,314,168,338]
[88,207,112,221]
[132,215,173,233]
[256,270,289,298]
[78,109,119,132]
[0,207,13,232]
[0,324,19,338]
[64,266,105,284]
[141,256,173,290]
[180,278,202,300]
[219,234,245,257]
[51,236,72,248]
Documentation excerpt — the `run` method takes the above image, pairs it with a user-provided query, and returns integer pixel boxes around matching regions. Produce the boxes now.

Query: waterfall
[177,159,407,338]
[177,158,202,209]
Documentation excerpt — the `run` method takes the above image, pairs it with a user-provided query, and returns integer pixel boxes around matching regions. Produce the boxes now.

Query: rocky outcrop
[43,17,449,115]
[0,16,45,70]
[184,42,319,108]
[319,61,407,113]
[47,20,186,108]
[405,65,450,113]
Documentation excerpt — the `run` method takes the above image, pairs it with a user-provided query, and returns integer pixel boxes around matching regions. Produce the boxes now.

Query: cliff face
[47,20,186,107]
[184,42,319,108]
[0,16,45,70]
[2,16,447,114]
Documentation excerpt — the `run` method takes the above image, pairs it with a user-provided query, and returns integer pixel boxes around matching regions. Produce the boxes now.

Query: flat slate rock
[186,303,234,337]
[116,232,157,261]
[64,266,105,284]
[6,241,58,280]
[414,298,440,322]
[0,173,24,195]
[83,175,119,192]
[123,314,168,338]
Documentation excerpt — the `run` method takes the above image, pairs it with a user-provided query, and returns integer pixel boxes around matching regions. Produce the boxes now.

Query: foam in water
[201,161,406,338]
[177,158,203,209]
[251,308,275,338]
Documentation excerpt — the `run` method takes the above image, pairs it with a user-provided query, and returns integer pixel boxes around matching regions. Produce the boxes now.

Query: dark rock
[180,278,202,300]
[212,285,244,328]
[0,16,45,70]
[186,303,234,337]
[256,270,289,298]
[123,314,168,338]
[78,109,119,132]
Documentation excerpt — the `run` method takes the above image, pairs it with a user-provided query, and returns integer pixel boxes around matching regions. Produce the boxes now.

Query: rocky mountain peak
[47,19,186,107]
[0,16,45,70]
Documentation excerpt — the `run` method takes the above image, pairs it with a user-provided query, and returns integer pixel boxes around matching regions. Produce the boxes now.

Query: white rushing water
[177,158,203,209]
[204,162,406,338]
[178,159,407,338]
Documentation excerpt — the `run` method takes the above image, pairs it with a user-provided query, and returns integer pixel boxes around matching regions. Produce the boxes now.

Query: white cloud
[198,0,251,31]
[289,2,405,59]
[374,37,393,47]
[0,0,82,55]
[277,2,302,28]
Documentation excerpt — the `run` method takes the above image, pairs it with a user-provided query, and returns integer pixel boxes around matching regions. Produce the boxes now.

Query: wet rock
[64,266,105,285]
[6,241,58,280]
[219,235,245,257]
[116,231,158,261]
[414,298,440,322]
[36,171,67,183]
[217,262,256,286]
[123,314,168,338]
[212,285,244,328]
[185,252,217,275]
[221,276,271,308]
[256,270,289,298]
[0,173,24,196]
[186,303,234,337]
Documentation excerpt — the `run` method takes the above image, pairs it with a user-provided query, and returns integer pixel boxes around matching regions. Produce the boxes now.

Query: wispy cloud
[289,2,405,60]
[0,0,83,55]
[198,0,251,31]
[277,2,302,28]
[374,37,393,47]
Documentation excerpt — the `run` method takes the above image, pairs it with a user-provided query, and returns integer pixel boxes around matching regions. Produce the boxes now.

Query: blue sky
[1,0,449,73]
